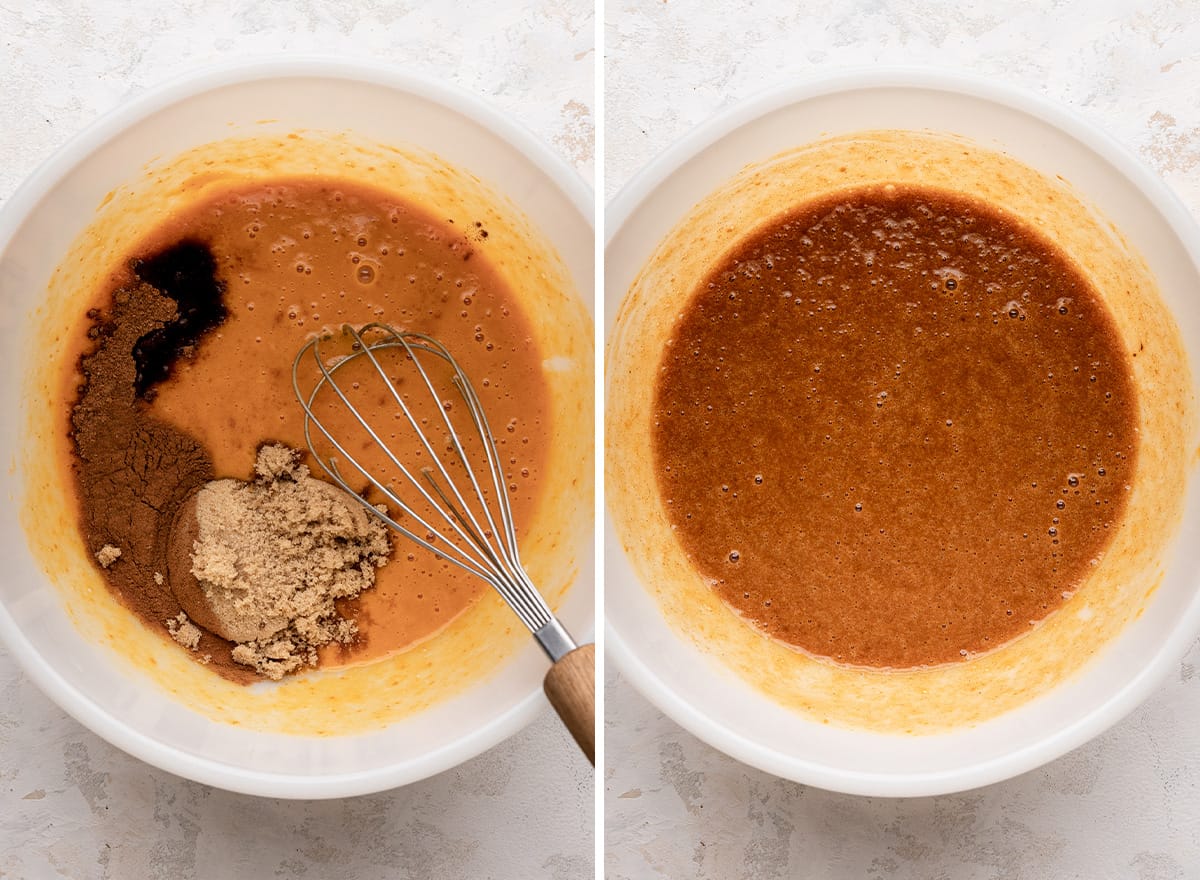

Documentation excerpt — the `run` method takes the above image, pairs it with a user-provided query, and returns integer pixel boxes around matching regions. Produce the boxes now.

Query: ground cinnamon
[68,246,256,680]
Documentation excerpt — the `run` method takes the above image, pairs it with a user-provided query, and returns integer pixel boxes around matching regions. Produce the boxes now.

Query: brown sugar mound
[167,445,391,681]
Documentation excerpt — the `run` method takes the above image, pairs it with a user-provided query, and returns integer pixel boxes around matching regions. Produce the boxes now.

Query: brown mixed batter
[652,184,1139,669]
[66,178,551,681]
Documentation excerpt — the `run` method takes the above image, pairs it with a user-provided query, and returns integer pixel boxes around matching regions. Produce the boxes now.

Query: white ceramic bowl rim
[605,66,1200,796]
[0,56,593,798]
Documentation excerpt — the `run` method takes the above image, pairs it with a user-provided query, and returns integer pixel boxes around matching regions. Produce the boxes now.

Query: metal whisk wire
[291,323,575,660]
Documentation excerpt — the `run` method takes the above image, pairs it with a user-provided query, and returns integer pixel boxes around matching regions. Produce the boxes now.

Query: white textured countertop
[605,0,1200,877]
[0,1,594,878]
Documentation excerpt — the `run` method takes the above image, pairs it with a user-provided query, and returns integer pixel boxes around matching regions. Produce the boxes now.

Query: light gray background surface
[0,2,594,878]
[605,1,1200,877]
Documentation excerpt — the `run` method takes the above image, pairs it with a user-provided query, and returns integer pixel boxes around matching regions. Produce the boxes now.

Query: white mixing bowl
[606,70,1200,796]
[0,60,593,797]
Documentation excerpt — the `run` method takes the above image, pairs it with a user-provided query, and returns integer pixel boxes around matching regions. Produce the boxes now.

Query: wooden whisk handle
[543,643,596,764]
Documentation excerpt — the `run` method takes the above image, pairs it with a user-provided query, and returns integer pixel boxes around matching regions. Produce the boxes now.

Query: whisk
[292,323,594,763]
